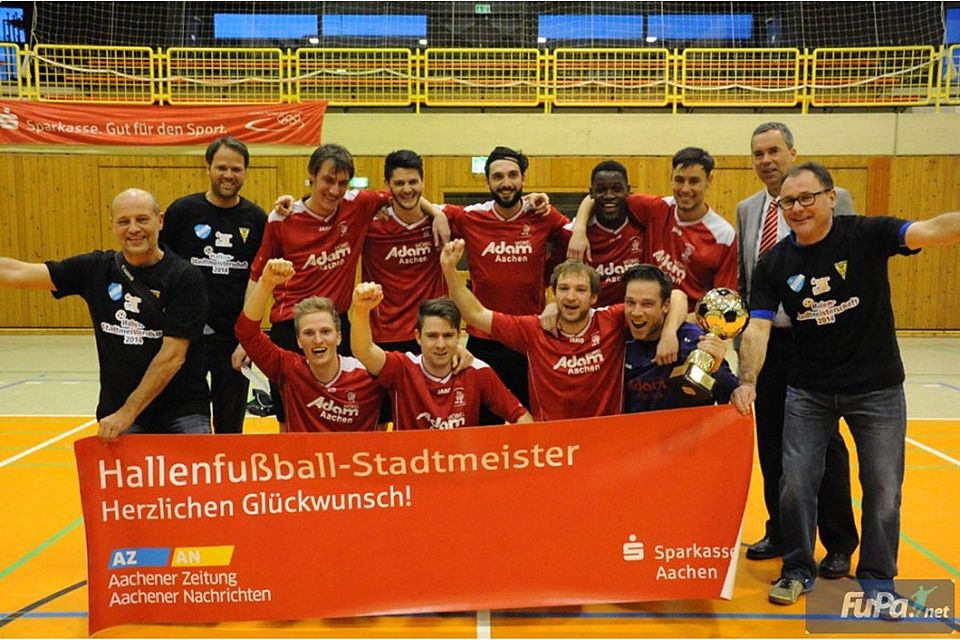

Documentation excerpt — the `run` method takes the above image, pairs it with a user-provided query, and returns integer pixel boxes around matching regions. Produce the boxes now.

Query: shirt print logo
[834,260,848,279]
[194,224,212,240]
[107,282,123,301]
[787,274,806,293]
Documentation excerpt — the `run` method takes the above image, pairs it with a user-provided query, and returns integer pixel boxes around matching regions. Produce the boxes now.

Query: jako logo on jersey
[107,282,123,301]
[194,224,212,240]
[304,243,351,269]
[417,412,466,430]
[480,240,533,262]
[552,349,604,374]
[787,274,806,292]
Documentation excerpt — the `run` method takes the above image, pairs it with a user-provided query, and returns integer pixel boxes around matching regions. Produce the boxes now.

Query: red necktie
[757,199,779,256]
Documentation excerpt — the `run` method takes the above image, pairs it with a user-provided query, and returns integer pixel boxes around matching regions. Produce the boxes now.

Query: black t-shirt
[46,249,210,425]
[750,215,918,394]
[160,193,266,336]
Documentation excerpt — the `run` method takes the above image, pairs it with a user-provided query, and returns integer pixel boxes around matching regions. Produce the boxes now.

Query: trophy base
[669,361,715,405]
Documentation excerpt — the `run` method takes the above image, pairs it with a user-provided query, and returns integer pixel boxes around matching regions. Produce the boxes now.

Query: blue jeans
[780,384,905,583]
[126,414,211,435]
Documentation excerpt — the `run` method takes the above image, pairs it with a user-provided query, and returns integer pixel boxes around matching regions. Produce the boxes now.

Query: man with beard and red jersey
[569,147,738,314]
[249,143,448,430]
[441,239,625,421]
[236,258,384,433]
[361,149,446,355]
[439,146,568,424]
[350,283,533,430]
[161,136,266,434]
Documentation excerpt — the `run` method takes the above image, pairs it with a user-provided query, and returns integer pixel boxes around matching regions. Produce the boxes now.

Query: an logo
[787,273,806,292]
[835,260,848,279]
[416,412,466,430]
[552,349,604,375]
[244,112,304,133]
[806,578,955,634]
[123,293,141,314]
[107,282,123,301]
[0,106,19,130]
[214,231,233,248]
[338,221,349,236]
[480,240,533,263]
[623,534,644,561]
[630,237,642,253]
[453,387,465,406]
[810,275,831,295]
[194,224,212,240]
[239,226,251,243]
[520,223,532,238]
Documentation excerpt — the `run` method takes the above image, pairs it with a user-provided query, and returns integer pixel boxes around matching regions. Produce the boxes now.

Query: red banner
[0,100,326,145]
[74,406,754,635]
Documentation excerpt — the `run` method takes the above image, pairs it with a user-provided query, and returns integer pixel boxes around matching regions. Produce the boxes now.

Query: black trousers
[268,312,352,424]
[202,332,249,434]
[755,327,859,554]
[466,335,529,425]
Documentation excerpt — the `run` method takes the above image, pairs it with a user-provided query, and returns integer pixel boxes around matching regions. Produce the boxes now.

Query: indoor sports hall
[1,2,959,638]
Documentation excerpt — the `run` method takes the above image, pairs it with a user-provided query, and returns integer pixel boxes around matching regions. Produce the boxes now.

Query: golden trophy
[669,288,749,403]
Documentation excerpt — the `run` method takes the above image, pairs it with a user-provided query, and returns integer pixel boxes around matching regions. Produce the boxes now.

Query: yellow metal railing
[6,44,957,110]
[680,48,802,107]
[945,44,960,106]
[293,48,414,106]
[33,44,155,103]
[809,46,937,107]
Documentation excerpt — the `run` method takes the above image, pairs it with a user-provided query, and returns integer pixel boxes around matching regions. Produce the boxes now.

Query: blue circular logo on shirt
[194,224,212,239]
[107,282,123,301]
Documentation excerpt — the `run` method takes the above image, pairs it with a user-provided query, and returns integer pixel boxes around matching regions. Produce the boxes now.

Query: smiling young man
[350,283,532,430]
[569,148,737,314]
[732,162,960,607]
[621,264,737,413]
[440,239,625,421]
[160,136,266,434]
[0,188,210,441]
[236,258,384,433]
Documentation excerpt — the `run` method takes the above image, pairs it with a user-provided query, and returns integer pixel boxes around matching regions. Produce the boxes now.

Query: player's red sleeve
[624,194,664,228]
[479,367,527,423]
[490,312,535,354]
[249,220,281,281]
[373,351,404,389]
[235,312,287,383]
[440,203,464,236]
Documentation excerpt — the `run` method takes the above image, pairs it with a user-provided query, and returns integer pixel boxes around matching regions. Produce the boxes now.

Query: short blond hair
[294,296,340,333]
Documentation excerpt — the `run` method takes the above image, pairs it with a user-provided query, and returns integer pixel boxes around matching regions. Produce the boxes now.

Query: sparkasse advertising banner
[0,100,326,145]
[74,406,754,634]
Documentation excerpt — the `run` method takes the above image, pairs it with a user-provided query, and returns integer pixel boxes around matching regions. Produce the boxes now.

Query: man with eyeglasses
[732,162,960,607]
[735,122,859,581]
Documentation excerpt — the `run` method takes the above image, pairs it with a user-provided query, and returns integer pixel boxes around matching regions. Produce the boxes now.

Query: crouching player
[235,258,384,432]
[351,282,533,429]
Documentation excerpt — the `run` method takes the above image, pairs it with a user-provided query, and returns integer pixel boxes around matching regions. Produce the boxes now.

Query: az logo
[111,549,137,567]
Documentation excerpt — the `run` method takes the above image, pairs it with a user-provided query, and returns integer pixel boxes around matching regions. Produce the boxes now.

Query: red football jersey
[443,201,568,337]
[548,217,646,307]
[249,190,390,322]
[235,314,384,432]
[361,208,446,343]
[490,307,626,421]
[624,194,738,312]
[375,351,526,430]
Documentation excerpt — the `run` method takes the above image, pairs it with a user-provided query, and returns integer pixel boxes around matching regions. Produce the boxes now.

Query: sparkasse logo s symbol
[0,107,19,130]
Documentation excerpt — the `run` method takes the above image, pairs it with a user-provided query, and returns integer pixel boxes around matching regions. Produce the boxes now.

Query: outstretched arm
[440,239,493,335]
[0,257,55,290]
[419,197,451,246]
[350,282,388,376]
[904,211,960,249]
[730,318,772,415]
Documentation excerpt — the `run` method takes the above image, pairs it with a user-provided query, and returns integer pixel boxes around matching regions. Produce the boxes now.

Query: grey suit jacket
[736,186,855,301]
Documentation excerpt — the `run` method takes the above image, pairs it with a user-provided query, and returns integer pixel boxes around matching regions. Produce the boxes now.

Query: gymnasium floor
[1,334,958,638]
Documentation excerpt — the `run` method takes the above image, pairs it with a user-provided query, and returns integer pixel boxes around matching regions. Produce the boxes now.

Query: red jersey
[235,314,384,432]
[624,194,738,312]
[443,201,568,337]
[249,190,390,322]
[548,217,646,307]
[490,307,626,421]
[376,351,526,430]
[361,208,446,343]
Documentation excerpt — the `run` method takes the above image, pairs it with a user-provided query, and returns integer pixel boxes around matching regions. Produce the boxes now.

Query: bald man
[0,188,210,440]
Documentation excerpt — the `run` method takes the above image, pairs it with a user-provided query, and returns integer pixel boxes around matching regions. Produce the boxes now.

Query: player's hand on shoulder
[523,192,551,216]
[451,344,474,373]
[566,229,591,262]
[273,195,296,217]
[653,331,680,365]
[352,281,384,310]
[540,302,559,337]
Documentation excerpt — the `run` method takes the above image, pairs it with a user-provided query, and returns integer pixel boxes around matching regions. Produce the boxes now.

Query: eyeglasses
[777,189,830,212]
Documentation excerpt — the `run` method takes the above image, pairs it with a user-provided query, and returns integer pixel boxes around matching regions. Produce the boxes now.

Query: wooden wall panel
[1,152,957,330]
